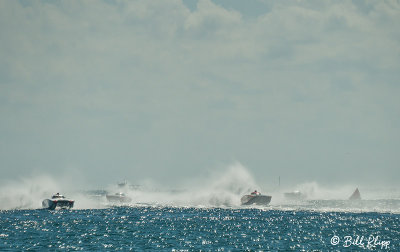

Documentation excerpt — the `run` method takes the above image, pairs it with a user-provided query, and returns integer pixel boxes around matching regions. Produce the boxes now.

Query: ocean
[1,166,399,251]
[1,201,399,251]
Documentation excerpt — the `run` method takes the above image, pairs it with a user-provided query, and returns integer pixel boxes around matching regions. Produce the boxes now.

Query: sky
[0,0,399,188]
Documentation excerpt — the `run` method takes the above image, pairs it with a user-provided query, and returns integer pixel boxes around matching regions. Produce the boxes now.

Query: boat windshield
[52,194,65,199]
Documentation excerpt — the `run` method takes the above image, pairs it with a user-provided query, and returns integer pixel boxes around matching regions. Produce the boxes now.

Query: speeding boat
[284,190,306,201]
[42,193,74,210]
[241,190,272,206]
[106,192,132,203]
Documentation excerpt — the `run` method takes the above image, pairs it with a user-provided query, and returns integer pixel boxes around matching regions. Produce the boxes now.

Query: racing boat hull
[241,195,272,206]
[106,193,132,203]
[42,199,74,210]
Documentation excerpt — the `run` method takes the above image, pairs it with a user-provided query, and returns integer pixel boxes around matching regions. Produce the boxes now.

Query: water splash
[112,162,260,207]
[0,175,59,210]
[1,163,399,213]
[0,174,103,210]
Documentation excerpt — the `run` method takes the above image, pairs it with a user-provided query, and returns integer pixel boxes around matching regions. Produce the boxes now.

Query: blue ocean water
[1,206,399,251]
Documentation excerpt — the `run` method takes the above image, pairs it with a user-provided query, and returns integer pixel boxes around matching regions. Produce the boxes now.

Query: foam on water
[1,163,399,214]
[121,163,259,208]
[0,175,58,210]
[0,174,105,210]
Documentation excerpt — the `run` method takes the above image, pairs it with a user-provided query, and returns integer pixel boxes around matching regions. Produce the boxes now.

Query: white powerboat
[106,192,132,203]
[241,190,272,206]
[42,193,74,210]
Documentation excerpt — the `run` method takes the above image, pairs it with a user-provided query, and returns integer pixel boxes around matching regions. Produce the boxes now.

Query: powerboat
[42,193,74,210]
[284,190,306,201]
[241,190,272,206]
[106,192,132,203]
[118,180,128,188]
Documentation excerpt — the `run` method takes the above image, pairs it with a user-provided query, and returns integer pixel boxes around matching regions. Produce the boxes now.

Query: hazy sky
[1,0,399,188]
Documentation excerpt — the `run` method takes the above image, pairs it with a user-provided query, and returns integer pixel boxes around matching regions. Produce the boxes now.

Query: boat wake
[0,164,399,214]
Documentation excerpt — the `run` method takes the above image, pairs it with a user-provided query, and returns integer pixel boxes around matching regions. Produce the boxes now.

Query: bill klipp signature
[331,235,390,249]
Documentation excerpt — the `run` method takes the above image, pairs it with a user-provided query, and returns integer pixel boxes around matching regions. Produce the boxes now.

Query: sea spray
[0,175,59,210]
[116,163,261,207]
[1,163,399,212]
[0,174,104,210]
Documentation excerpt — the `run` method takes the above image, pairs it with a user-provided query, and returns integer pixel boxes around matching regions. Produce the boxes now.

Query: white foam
[1,163,399,214]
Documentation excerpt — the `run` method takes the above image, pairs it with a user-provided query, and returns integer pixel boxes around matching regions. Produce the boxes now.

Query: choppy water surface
[1,205,399,251]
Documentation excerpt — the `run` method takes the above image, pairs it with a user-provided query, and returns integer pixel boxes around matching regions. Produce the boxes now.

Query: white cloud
[185,0,242,30]
[0,0,399,186]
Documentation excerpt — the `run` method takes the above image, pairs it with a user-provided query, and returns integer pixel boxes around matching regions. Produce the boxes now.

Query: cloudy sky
[1,0,399,188]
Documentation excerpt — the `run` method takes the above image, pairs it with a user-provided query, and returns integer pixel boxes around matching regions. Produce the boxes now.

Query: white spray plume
[108,162,261,207]
[0,175,59,210]
[2,163,398,212]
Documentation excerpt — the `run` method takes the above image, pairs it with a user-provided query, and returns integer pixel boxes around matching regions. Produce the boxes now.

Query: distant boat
[106,192,132,203]
[118,180,128,187]
[349,188,361,200]
[241,190,272,206]
[284,191,306,201]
